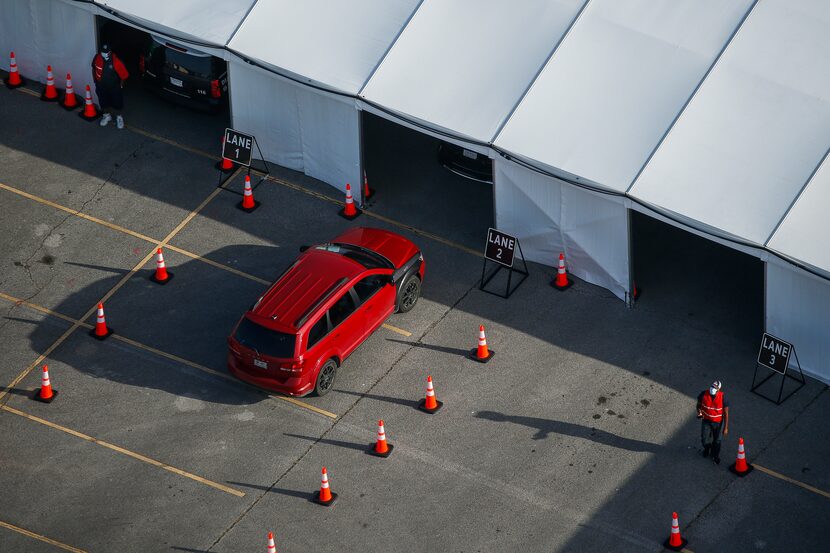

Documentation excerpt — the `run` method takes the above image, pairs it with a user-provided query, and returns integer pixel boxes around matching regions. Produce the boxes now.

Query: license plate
[169,77,183,87]
[253,359,268,369]
[462,149,478,160]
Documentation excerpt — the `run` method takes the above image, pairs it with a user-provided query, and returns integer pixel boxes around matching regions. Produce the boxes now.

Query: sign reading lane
[757,332,792,374]
[484,228,516,268]
[222,128,254,167]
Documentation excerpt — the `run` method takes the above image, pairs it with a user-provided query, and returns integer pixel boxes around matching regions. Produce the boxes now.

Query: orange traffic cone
[729,437,754,477]
[41,65,58,101]
[313,467,338,506]
[239,175,259,212]
[79,85,99,121]
[266,532,277,553]
[4,52,24,89]
[338,183,361,220]
[552,253,573,291]
[90,303,112,340]
[151,248,173,284]
[469,324,495,363]
[418,375,443,414]
[663,511,688,551]
[32,365,58,403]
[217,136,234,172]
[362,170,374,201]
[61,73,78,110]
[369,419,393,457]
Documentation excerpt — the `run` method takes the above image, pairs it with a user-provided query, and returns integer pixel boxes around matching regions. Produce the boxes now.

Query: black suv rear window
[234,317,296,359]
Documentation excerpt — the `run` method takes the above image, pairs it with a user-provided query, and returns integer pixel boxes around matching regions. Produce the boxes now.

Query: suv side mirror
[299,245,310,252]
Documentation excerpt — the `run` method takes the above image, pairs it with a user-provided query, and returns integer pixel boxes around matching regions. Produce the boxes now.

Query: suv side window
[328,289,358,328]
[353,275,386,304]
[306,314,329,351]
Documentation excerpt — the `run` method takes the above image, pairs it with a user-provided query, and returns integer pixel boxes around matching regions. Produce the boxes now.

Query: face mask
[102,52,110,61]
[710,387,718,396]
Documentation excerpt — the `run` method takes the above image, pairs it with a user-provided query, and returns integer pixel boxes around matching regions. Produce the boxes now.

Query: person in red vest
[697,380,729,464]
[91,44,129,129]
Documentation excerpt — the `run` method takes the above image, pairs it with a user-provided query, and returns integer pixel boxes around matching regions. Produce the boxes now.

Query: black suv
[140,36,228,112]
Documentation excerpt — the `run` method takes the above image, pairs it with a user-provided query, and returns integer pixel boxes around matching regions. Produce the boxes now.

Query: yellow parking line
[755,464,830,500]
[0,181,271,286]
[125,125,215,160]
[382,323,412,337]
[0,291,337,420]
[0,519,87,553]
[0,405,245,497]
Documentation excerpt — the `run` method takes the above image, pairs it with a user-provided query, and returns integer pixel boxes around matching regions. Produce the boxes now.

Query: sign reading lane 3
[222,128,254,167]
[484,228,516,268]
[757,332,793,374]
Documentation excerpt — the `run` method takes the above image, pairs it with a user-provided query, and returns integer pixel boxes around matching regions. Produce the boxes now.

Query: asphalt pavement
[0,80,827,553]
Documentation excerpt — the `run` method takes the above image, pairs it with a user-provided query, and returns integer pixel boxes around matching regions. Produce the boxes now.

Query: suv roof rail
[294,277,348,328]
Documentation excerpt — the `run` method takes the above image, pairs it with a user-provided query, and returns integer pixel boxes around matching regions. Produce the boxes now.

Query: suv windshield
[314,243,392,269]
[234,317,296,359]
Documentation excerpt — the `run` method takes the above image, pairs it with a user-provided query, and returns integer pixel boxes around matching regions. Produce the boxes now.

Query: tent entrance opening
[362,112,493,250]
[631,211,763,345]
[95,17,229,153]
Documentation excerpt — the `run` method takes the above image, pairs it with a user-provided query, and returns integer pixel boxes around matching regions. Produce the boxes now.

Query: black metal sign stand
[751,346,805,405]
[216,131,270,189]
[480,239,529,299]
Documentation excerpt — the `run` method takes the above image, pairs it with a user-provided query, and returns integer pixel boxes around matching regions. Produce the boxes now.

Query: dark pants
[95,84,123,111]
[701,419,723,458]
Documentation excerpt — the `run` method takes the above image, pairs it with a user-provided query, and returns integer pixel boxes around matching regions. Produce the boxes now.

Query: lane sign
[757,332,792,374]
[484,228,516,268]
[222,128,254,166]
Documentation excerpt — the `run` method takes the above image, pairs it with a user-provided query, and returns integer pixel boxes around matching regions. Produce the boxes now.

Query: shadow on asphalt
[385,337,470,357]
[283,433,368,453]
[332,388,420,409]
[475,410,661,453]
[225,481,310,500]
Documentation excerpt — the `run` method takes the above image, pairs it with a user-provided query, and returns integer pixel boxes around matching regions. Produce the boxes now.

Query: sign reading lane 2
[222,128,254,167]
[757,332,792,374]
[484,228,516,268]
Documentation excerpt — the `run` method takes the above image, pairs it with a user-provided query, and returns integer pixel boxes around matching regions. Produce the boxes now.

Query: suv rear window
[234,317,296,359]
[149,38,219,78]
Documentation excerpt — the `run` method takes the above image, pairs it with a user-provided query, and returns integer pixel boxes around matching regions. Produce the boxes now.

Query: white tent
[492,0,754,300]
[0,0,98,95]
[3,0,828,378]
[360,0,588,144]
[227,0,422,192]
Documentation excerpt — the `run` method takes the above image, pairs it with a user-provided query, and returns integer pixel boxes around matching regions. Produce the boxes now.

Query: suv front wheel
[396,274,421,313]
[314,359,338,396]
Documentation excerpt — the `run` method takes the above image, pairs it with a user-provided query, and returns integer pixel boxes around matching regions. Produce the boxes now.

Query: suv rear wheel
[314,359,338,396]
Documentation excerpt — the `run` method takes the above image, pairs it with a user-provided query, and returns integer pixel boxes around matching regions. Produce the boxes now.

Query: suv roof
[250,250,365,331]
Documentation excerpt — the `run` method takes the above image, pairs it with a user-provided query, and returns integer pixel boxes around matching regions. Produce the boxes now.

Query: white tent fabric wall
[766,260,830,383]
[360,0,588,143]
[629,0,830,245]
[494,0,753,193]
[229,61,360,192]
[95,0,257,48]
[494,158,629,301]
[0,0,97,96]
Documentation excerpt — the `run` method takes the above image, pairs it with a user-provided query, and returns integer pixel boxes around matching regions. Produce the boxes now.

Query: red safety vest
[699,391,724,422]
[92,53,129,83]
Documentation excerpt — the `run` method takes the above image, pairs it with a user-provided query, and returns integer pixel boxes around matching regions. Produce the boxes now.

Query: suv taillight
[139,54,145,75]
[210,79,221,98]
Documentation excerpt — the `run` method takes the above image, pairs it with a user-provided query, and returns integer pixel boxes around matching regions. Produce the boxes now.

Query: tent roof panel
[360,0,587,142]
[767,153,830,273]
[494,0,752,192]
[228,0,421,95]
[98,0,256,45]
[630,0,830,244]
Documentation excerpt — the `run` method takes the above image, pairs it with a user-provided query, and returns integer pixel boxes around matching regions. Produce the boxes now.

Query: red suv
[228,228,424,397]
